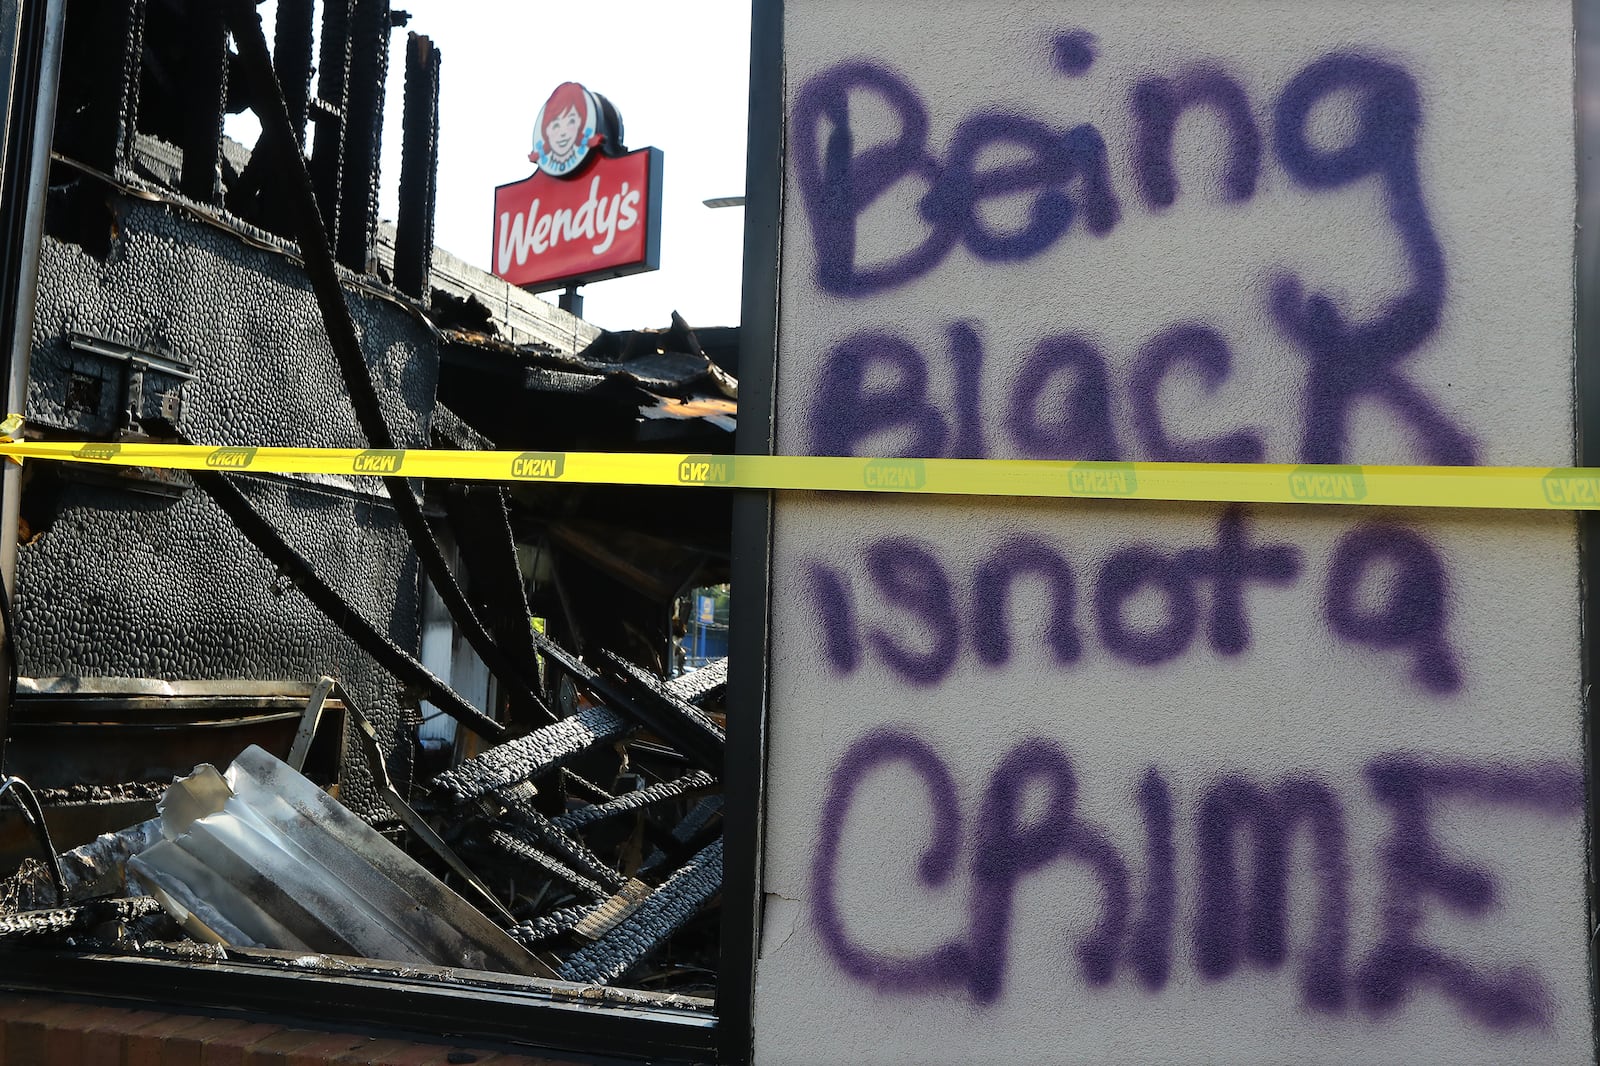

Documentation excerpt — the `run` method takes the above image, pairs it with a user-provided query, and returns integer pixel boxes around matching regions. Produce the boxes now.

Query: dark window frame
[0,0,788,1062]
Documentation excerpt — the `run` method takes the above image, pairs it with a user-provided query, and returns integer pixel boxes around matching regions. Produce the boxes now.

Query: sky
[236,1,752,333]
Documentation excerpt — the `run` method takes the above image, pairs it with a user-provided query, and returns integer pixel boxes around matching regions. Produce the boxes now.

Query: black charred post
[56,0,145,175]
[225,0,316,232]
[432,704,630,804]
[440,484,545,724]
[272,0,315,145]
[308,0,354,242]
[556,839,723,986]
[177,0,228,204]
[335,0,390,273]
[393,32,439,301]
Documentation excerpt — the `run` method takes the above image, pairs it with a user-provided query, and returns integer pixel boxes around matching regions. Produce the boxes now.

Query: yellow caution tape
[1,439,1599,511]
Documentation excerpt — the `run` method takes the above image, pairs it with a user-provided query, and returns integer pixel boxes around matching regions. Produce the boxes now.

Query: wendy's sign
[493,81,663,293]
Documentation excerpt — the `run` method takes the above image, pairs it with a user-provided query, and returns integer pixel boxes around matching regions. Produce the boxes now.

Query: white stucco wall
[755,2,1585,1063]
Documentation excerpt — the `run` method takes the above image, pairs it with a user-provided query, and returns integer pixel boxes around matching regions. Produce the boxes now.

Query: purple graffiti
[1007,334,1119,461]
[811,729,1131,1005]
[807,509,1306,681]
[1093,547,1200,666]
[864,538,960,687]
[1192,776,1350,1012]
[1128,768,1176,991]
[1178,505,1302,655]
[807,562,861,673]
[970,740,1128,998]
[971,535,1082,668]
[1270,54,1477,465]
[803,307,1462,469]
[812,331,949,458]
[810,728,968,994]
[1086,507,1303,666]
[792,60,1125,297]
[1052,30,1097,76]
[1131,68,1260,208]
[1130,324,1265,464]
[948,321,987,459]
[814,731,1582,1029]
[793,40,1479,471]
[798,512,1472,688]
[1325,523,1460,694]
[920,116,1119,262]
[791,63,954,298]
[1356,757,1583,1028]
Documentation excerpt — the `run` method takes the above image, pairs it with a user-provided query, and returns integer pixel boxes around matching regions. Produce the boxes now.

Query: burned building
[0,0,742,1059]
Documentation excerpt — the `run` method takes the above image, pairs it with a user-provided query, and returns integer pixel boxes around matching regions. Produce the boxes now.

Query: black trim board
[718,0,783,1063]
[1577,0,1600,1058]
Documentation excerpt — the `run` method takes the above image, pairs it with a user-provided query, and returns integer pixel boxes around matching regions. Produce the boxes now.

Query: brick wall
[0,996,594,1065]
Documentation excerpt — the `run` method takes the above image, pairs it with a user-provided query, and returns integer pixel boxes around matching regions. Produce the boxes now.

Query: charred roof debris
[0,0,737,1026]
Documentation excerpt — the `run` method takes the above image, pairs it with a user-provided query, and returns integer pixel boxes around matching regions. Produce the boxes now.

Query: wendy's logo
[531,82,622,178]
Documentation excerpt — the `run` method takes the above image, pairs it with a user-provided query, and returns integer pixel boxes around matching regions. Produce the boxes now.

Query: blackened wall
[14,192,439,810]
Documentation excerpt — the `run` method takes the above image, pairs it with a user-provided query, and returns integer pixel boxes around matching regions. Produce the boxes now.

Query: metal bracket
[64,331,193,435]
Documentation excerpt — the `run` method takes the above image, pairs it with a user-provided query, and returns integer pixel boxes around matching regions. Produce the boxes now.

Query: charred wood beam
[432,704,629,804]
[58,0,144,175]
[530,633,724,774]
[0,895,163,942]
[556,838,723,986]
[334,0,389,272]
[307,0,353,240]
[393,31,439,301]
[561,768,615,805]
[272,0,314,144]
[178,0,228,204]
[665,657,727,708]
[480,828,606,901]
[551,770,716,835]
[223,0,556,725]
[507,903,589,949]
[597,650,726,772]
[189,466,506,741]
[495,801,628,897]
[441,484,542,725]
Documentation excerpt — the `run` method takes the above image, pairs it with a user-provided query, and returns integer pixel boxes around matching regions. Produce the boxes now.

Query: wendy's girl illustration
[531,82,598,177]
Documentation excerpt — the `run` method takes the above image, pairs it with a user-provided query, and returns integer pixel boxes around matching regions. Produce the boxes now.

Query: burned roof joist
[556,839,723,986]
[550,770,716,835]
[480,827,610,902]
[431,704,630,804]
[529,634,725,774]
[189,466,505,741]
[666,657,728,708]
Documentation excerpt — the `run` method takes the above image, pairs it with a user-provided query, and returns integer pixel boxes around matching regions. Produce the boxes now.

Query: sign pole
[559,285,583,318]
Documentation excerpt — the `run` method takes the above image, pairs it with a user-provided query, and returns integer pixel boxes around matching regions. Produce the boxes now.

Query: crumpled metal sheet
[128,745,551,977]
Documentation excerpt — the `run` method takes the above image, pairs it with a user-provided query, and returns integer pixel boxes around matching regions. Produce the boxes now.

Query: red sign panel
[492,147,663,293]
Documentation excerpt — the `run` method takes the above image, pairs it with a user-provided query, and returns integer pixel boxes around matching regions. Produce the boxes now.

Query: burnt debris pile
[0,653,728,999]
[431,652,727,993]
